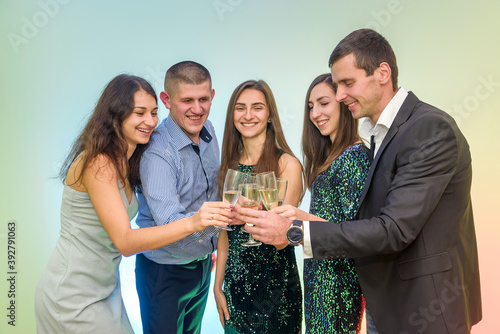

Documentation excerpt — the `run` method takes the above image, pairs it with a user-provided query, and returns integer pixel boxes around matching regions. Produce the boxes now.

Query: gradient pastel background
[1,0,498,333]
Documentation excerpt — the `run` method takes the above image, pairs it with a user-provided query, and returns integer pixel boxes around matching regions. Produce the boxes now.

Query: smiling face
[233,88,270,141]
[331,53,384,123]
[161,81,214,144]
[122,90,158,155]
[308,82,341,142]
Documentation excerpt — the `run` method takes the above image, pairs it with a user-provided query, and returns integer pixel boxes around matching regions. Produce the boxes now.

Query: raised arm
[84,155,231,257]
[139,147,230,250]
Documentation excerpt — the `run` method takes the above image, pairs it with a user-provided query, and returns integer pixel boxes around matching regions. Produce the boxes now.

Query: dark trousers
[135,253,212,334]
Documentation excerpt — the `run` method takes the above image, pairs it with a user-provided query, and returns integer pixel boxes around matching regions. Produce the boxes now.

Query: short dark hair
[164,61,212,96]
[328,29,398,91]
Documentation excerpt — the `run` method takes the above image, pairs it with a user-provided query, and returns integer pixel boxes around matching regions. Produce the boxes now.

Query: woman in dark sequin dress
[301,74,370,333]
[214,80,303,334]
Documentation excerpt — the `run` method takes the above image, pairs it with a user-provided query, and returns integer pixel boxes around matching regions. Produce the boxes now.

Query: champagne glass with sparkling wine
[276,178,288,206]
[238,178,262,247]
[221,169,247,231]
[256,171,278,211]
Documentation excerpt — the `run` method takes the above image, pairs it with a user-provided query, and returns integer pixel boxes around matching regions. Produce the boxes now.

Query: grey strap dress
[35,182,137,333]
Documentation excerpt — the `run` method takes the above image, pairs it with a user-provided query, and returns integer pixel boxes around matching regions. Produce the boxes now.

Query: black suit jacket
[310,92,481,333]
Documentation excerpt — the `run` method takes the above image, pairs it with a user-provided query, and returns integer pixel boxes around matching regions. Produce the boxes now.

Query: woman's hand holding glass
[272,204,326,222]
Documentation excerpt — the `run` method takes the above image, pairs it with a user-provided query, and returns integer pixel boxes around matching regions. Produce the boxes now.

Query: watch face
[287,226,303,244]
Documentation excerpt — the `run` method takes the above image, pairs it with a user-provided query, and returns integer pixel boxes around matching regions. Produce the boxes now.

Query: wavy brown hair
[59,74,157,190]
[217,80,301,199]
[302,74,361,189]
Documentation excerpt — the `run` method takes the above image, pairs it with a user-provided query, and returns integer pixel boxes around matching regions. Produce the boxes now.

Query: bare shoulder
[279,153,302,173]
[84,154,118,184]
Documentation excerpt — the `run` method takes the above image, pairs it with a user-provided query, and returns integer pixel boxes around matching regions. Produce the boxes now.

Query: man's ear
[211,88,215,101]
[160,91,171,109]
[377,62,392,86]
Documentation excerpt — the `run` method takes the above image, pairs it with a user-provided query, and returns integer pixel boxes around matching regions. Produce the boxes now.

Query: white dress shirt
[360,87,408,158]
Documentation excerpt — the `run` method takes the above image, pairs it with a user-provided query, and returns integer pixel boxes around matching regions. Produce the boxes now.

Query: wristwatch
[286,220,303,246]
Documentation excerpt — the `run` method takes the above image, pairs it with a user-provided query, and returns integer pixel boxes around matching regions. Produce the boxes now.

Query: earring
[268,119,272,123]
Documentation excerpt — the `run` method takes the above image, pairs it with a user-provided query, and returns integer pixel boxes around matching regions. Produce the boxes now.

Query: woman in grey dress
[34,74,232,333]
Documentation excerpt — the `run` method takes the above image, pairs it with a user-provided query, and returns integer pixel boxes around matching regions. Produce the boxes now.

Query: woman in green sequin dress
[301,74,370,333]
[214,80,303,334]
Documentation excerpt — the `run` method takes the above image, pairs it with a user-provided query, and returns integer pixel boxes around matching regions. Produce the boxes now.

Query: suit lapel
[357,92,420,207]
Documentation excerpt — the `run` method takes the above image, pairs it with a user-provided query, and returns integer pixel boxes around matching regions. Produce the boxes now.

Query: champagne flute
[238,182,262,247]
[256,171,278,211]
[239,173,255,233]
[221,169,247,231]
[276,178,288,206]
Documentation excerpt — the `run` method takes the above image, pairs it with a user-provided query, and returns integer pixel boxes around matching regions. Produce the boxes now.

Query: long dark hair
[59,74,157,190]
[217,80,300,198]
[302,74,361,189]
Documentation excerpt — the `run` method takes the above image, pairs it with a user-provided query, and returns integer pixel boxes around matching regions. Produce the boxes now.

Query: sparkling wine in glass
[276,178,288,206]
[256,171,278,210]
[221,169,247,231]
[238,182,262,247]
[223,169,247,204]
[223,190,240,205]
[258,187,278,210]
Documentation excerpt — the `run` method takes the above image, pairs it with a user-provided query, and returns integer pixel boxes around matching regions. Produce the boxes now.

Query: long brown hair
[302,74,361,189]
[59,74,157,190]
[217,80,299,198]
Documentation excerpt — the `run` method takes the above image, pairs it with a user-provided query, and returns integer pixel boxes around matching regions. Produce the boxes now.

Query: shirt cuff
[303,220,313,259]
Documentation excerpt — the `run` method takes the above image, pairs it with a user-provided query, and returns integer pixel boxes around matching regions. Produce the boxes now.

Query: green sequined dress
[305,143,370,333]
[223,163,302,334]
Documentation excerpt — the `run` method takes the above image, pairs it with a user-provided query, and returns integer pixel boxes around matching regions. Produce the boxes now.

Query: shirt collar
[199,126,212,144]
[360,87,408,137]
[166,116,213,150]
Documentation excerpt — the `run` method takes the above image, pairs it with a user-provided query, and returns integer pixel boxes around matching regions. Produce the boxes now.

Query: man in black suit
[241,29,482,333]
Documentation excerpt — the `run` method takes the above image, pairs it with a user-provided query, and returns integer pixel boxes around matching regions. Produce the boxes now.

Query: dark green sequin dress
[223,163,302,334]
[305,144,370,334]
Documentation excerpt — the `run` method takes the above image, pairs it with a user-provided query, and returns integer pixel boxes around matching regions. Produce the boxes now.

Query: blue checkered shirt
[136,116,220,264]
